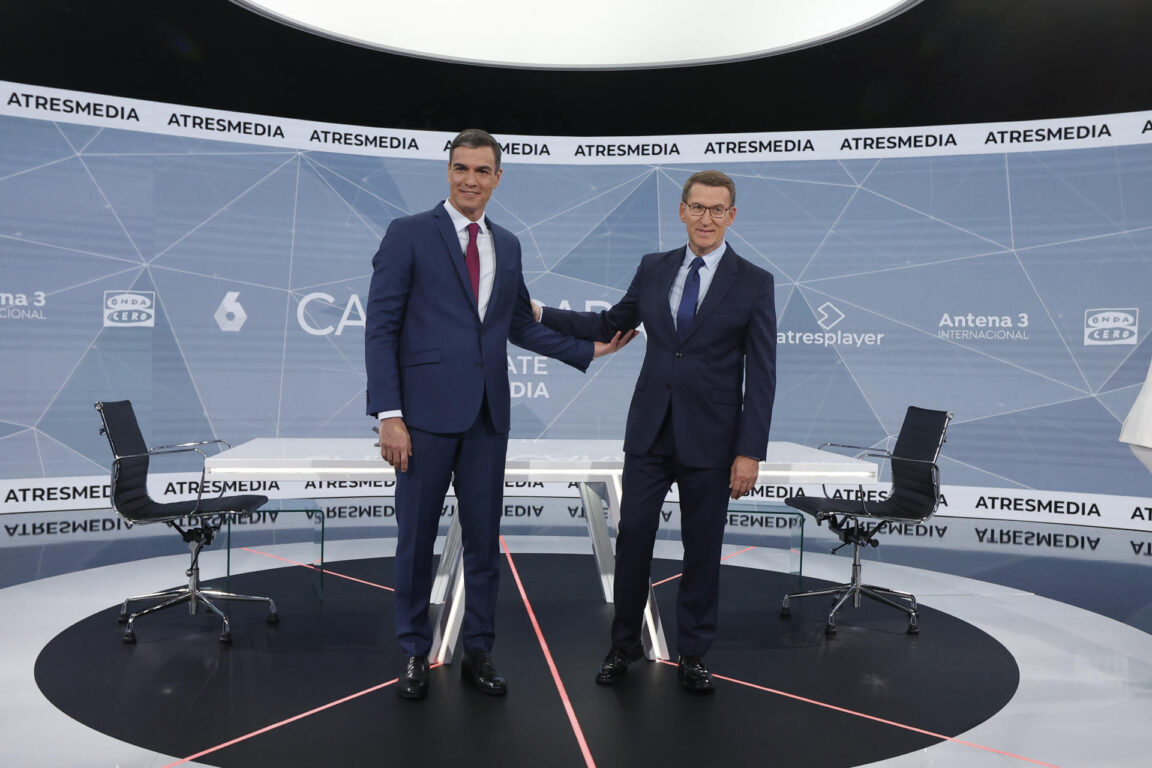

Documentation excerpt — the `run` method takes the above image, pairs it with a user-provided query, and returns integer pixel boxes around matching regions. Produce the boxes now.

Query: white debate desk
[206,438,877,662]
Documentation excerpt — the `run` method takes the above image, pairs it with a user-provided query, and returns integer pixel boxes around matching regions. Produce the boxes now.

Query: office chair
[780,406,952,636]
[95,400,278,642]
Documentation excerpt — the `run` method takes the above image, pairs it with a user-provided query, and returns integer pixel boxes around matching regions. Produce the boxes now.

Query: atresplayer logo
[103,291,155,327]
[1084,308,1137,345]
[777,300,885,348]
[816,301,845,331]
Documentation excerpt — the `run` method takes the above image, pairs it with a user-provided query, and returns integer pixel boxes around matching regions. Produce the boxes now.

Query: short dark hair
[449,128,502,171]
[681,170,736,206]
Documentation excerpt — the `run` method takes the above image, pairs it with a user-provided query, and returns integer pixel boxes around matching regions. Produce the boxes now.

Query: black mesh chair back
[95,400,154,521]
[883,406,951,520]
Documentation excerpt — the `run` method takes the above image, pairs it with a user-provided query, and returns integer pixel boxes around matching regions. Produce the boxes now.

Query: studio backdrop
[2,79,1151,532]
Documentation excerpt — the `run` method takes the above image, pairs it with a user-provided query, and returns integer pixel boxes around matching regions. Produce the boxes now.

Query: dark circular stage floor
[34,553,1018,768]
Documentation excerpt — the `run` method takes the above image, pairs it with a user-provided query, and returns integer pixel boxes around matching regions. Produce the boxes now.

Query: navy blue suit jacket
[541,246,776,468]
[365,204,594,433]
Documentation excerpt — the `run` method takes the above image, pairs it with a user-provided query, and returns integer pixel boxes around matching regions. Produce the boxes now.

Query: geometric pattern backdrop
[2,113,1152,497]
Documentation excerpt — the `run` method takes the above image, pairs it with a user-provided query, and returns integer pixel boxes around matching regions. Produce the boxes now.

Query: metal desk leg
[595,474,669,662]
[579,481,615,602]
[639,584,669,662]
[429,515,464,664]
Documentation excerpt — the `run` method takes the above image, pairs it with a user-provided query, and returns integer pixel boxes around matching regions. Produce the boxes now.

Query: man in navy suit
[535,170,776,691]
[365,129,632,700]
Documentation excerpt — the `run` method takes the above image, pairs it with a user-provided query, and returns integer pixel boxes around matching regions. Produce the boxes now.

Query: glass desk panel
[722,501,805,582]
[224,502,326,597]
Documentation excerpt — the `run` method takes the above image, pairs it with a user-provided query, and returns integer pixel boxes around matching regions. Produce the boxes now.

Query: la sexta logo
[215,291,248,332]
[103,291,155,328]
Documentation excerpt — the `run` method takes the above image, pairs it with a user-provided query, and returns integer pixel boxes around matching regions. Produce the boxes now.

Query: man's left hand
[729,455,759,499]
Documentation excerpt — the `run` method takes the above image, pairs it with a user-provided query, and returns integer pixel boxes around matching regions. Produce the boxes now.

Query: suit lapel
[483,216,506,328]
[433,204,479,314]
[681,246,737,343]
[653,248,685,342]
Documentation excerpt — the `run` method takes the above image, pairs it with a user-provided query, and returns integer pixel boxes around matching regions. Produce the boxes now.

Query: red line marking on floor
[650,545,755,587]
[240,547,395,591]
[655,660,1062,768]
[161,666,440,768]
[501,536,597,768]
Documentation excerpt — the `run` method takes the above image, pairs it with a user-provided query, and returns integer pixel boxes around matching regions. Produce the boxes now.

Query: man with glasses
[534,169,776,692]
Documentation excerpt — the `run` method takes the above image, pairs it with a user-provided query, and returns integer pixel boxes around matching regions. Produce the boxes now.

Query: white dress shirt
[442,200,496,321]
[668,241,727,329]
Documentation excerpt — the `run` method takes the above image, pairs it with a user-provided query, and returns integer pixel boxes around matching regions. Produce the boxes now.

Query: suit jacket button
[676,352,683,358]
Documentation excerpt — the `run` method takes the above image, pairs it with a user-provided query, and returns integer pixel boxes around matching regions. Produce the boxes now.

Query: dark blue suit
[365,203,593,656]
[541,245,776,655]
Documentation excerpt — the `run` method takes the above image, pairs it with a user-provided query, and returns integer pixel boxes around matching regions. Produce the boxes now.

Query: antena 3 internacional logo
[1084,308,1137,345]
[0,290,47,321]
[938,311,1030,342]
[103,291,155,328]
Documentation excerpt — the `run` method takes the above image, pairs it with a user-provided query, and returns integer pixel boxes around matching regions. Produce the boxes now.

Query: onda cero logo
[1084,308,1137,346]
[103,291,155,328]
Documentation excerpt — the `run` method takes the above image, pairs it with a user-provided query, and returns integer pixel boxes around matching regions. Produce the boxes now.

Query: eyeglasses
[683,202,731,219]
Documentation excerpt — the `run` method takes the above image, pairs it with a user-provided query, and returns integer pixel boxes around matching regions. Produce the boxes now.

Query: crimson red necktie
[465,222,480,300]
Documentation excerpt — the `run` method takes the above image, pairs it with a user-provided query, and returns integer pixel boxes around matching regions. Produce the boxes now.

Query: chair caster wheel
[907,623,920,635]
[267,612,280,625]
[122,631,136,643]
[219,631,233,643]
[780,606,791,619]
[824,624,837,637]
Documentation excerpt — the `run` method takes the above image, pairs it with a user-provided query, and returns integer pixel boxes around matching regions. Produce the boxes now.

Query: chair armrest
[113,444,220,514]
[151,439,231,453]
[806,444,889,513]
[813,444,941,518]
[820,443,893,461]
[820,442,880,452]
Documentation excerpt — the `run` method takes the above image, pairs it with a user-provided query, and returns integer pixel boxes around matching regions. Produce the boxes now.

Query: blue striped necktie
[676,256,705,342]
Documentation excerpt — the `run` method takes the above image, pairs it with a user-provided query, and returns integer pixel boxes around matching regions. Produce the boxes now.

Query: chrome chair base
[118,523,278,643]
[780,536,919,636]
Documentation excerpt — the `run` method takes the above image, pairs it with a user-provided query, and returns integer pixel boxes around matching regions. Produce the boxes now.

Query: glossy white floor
[3,533,1150,768]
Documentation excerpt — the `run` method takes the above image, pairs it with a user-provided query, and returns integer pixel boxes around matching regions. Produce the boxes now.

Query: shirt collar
[684,241,727,271]
[443,200,488,235]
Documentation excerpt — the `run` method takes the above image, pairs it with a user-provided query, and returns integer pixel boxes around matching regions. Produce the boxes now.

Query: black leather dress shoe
[677,655,715,692]
[397,655,430,700]
[596,644,644,685]
[461,649,507,695]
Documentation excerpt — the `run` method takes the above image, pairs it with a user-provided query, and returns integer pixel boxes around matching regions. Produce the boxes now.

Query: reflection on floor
[2,516,1152,767]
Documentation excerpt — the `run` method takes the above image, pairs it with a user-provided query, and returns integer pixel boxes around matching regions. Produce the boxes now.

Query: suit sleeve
[509,277,594,371]
[364,219,412,416]
[735,272,777,459]
[538,261,644,342]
